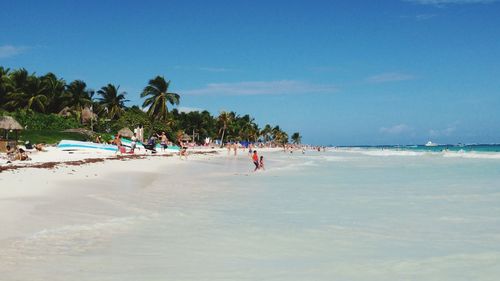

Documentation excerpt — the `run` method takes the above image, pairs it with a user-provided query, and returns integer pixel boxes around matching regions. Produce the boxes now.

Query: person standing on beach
[233,142,238,156]
[252,150,259,172]
[130,134,137,153]
[179,140,188,160]
[158,132,168,151]
[114,133,124,154]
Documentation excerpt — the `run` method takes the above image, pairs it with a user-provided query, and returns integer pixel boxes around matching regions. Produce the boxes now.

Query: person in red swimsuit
[252,150,259,171]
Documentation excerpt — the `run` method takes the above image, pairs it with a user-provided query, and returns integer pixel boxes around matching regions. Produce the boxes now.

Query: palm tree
[0,67,11,109]
[291,132,302,144]
[217,111,233,147]
[271,126,289,147]
[260,124,273,143]
[238,115,258,142]
[274,130,289,147]
[65,80,93,112]
[246,123,260,142]
[4,68,29,111]
[42,73,66,113]
[97,84,128,120]
[271,125,281,141]
[5,70,49,112]
[165,113,177,129]
[64,80,93,123]
[141,76,180,121]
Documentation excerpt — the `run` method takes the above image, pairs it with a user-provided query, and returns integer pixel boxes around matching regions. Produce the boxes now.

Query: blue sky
[1,0,499,145]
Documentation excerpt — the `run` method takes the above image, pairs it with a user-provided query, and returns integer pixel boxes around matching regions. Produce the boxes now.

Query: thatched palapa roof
[118,127,134,138]
[58,107,73,117]
[0,116,23,130]
[81,107,97,124]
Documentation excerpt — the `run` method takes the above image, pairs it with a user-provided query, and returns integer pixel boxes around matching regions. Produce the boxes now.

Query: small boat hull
[57,140,118,152]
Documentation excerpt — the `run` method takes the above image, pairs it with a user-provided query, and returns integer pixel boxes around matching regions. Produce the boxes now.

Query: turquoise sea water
[2,149,500,280]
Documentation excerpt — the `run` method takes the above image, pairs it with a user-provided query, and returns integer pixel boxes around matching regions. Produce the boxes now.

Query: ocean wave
[337,148,500,159]
[339,149,431,157]
[442,151,500,159]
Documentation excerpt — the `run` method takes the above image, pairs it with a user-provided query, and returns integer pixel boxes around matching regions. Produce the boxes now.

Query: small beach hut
[0,116,24,152]
[81,107,96,124]
[118,127,134,138]
[181,133,192,142]
[58,107,73,117]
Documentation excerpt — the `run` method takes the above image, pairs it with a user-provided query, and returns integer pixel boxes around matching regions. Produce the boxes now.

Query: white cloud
[380,124,413,134]
[177,106,203,113]
[183,80,338,96]
[405,0,498,5]
[0,45,28,59]
[366,72,416,83]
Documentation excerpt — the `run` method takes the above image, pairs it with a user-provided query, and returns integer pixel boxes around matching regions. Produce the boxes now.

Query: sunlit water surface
[2,150,500,280]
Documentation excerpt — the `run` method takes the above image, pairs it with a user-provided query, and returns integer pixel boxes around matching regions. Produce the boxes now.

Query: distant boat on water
[425,141,438,147]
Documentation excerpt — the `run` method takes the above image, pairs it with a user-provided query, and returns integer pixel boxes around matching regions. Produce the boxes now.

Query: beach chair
[142,143,157,153]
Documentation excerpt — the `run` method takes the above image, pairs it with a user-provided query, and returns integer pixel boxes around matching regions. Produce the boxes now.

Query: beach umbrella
[118,127,134,138]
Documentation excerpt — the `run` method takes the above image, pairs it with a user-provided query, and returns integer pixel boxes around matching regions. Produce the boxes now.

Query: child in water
[259,156,265,170]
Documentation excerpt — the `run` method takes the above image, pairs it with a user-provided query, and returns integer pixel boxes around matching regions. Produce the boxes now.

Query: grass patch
[19,130,89,144]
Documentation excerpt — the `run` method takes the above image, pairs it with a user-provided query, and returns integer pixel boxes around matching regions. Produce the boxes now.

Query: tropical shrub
[8,110,79,130]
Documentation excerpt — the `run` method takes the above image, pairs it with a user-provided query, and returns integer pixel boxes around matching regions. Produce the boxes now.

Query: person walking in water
[252,150,260,172]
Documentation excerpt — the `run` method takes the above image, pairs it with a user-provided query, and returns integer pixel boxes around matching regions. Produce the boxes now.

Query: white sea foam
[337,148,500,159]
[339,148,431,157]
[442,151,500,159]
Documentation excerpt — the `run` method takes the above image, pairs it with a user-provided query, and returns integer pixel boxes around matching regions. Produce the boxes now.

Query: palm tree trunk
[220,128,226,148]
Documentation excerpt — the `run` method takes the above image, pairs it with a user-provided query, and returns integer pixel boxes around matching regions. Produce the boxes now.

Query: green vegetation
[0,66,300,145]
[19,130,88,144]
[7,110,80,130]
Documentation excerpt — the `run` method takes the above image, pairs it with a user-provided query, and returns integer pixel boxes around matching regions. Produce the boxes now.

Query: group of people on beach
[224,141,265,172]
[4,145,29,162]
[95,130,189,159]
[2,142,46,163]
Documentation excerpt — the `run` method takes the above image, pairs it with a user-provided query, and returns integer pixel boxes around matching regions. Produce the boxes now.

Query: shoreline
[0,146,222,173]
